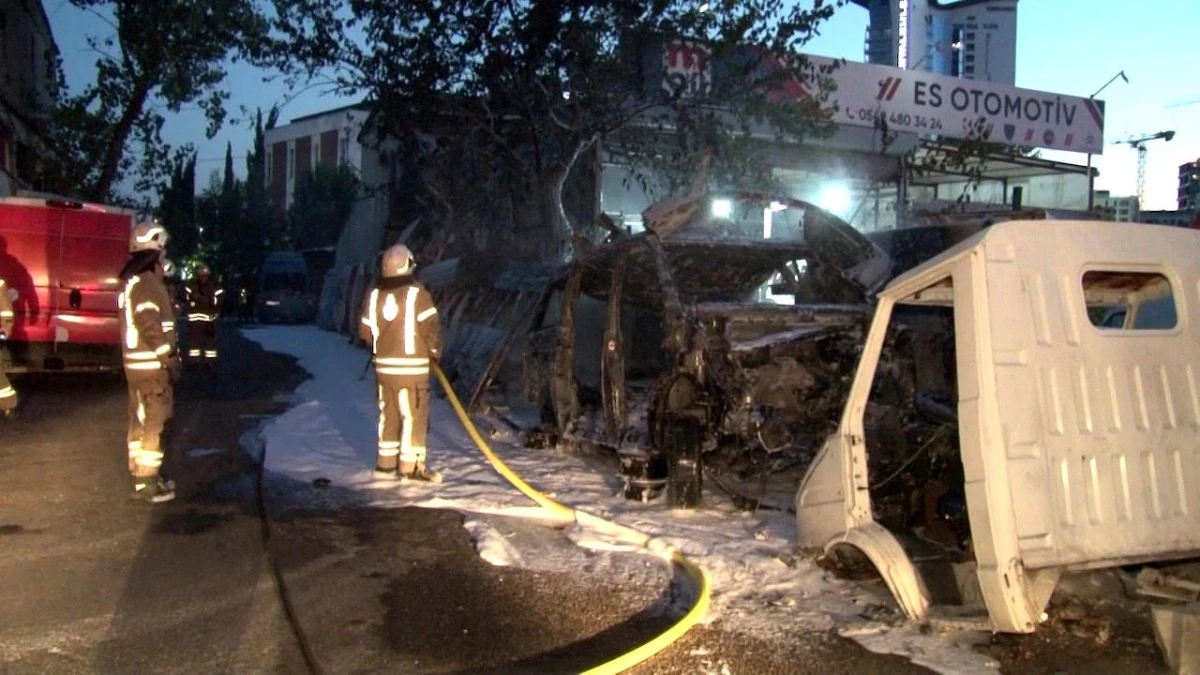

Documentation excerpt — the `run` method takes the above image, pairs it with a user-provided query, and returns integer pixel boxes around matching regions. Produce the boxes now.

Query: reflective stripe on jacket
[118,271,176,371]
[186,278,223,321]
[359,278,441,380]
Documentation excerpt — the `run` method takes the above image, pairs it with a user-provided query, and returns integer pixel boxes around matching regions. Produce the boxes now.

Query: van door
[56,207,128,344]
[0,201,62,343]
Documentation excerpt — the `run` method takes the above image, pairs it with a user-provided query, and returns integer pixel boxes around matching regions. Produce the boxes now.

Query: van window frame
[1080,265,1183,336]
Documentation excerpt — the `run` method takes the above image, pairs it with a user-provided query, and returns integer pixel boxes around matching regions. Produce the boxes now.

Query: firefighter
[185,262,223,364]
[0,274,17,419]
[162,259,187,318]
[118,221,180,503]
[359,244,443,481]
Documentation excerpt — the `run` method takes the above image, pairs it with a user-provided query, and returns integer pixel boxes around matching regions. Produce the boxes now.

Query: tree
[287,164,359,250]
[157,149,199,260]
[241,107,279,277]
[36,0,270,202]
[194,171,227,273]
[271,0,845,260]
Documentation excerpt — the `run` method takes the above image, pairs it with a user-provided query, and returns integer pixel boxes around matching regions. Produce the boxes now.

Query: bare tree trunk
[537,138,594,262]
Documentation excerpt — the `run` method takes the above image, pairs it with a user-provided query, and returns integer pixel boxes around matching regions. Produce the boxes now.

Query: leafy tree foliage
[287,163,360,250]
[36,0,270,203]
[271,0,846,259]
[157,149,198,261]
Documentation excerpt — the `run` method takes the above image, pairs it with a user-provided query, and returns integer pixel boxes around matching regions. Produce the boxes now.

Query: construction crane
[1113,131,1175,207]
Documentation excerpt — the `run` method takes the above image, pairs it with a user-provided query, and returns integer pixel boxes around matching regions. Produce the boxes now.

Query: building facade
[0,0,59,195]
[1179,159,1200,211]
[262,103,372,212]
[1094,190,1141,222]
[851,0,1018,85]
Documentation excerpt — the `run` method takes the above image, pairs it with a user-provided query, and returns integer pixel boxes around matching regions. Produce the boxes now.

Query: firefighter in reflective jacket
[118,222,180,503]
[359,244,443,482]
[0,275,16,419]
[185,262,223,363]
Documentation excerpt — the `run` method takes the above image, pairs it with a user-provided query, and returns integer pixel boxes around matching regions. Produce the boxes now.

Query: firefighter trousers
[375,376,430,471]
[188,320,218,361]
[0,358,15,412]
[126,369,174,478]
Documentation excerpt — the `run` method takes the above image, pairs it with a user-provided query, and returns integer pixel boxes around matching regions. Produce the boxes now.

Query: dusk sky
[48,0,1200,211]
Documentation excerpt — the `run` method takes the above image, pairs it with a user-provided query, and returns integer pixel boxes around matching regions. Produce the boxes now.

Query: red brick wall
[295,136,313,178]
[320,130,338,167]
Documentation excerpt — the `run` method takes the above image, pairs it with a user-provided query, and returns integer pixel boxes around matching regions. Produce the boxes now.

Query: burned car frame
[518,193,894,503]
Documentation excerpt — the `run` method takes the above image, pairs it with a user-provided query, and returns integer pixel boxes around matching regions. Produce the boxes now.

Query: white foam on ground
[244,325,999,673]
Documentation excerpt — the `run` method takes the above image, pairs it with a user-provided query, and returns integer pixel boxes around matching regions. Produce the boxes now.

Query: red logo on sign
[1065,134,1074,147]
[1024,129,1035,143]
[876,77,902,101]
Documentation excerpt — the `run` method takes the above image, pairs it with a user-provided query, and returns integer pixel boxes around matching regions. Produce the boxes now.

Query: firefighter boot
[401,461,442,484]
[132,475,176,503]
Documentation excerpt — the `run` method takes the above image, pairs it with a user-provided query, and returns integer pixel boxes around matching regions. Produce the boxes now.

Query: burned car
[516,193,896,504]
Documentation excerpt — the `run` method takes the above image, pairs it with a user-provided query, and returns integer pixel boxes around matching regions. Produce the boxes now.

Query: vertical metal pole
[896,155,908,229]
[1086,152,1095,211]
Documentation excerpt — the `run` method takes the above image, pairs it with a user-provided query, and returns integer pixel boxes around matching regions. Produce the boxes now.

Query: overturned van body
[796,219,1200,633]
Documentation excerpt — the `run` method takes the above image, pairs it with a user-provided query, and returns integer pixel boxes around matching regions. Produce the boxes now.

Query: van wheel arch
[823,523,932,622]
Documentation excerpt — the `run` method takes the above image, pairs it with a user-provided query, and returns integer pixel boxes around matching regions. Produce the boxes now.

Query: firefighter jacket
[0,276,12,336]
[359,276,442,383]
[186,277,224,322]
[119,271,178,371]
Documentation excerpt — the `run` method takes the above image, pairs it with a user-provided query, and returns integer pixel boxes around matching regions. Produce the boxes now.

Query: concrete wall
[0,0,57,192]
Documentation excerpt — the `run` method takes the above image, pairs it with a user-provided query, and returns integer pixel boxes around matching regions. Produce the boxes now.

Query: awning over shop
[908,142,1095,187]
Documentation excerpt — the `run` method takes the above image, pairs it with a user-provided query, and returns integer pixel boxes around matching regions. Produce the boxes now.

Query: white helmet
[381,244,415,277]
[130,221,168,252]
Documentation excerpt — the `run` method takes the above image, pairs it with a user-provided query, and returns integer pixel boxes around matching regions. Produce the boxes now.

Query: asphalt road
[0,325,932,675]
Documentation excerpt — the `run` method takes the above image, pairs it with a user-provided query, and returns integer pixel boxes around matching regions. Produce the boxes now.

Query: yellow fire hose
[433,365,711,674]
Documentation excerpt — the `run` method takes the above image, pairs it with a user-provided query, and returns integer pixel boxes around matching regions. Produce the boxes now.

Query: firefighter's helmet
[130,221,168,252]
[196,263,211,277]
[381,244,415,277]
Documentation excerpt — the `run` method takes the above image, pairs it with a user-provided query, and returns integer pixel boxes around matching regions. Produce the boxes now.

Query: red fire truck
[0,195,133,372]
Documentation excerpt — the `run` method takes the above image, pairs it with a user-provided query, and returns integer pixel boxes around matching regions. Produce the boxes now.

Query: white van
[796,219,1200,633]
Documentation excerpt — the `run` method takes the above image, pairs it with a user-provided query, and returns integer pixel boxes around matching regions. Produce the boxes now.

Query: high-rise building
[851,0,1019,85]
[1179,159,1200,211]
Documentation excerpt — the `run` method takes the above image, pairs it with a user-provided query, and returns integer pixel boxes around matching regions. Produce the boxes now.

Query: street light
[1087,70,1129,211]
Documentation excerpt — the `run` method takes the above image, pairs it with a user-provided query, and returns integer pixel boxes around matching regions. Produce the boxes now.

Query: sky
[47,0,1200,211]
[242,324,1002,674]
